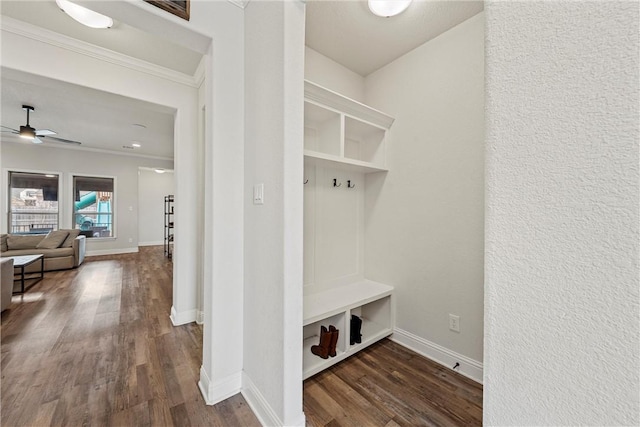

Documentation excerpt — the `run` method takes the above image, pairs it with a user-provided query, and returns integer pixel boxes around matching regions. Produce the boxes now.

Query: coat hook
[304,179,309,185]
[347,180,355,189]
[333,178,342,188]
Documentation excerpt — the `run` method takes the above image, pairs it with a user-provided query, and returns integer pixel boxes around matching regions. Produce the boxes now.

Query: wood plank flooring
[1,246,260,427]
[303,340,483,426]
[2,246,483,426]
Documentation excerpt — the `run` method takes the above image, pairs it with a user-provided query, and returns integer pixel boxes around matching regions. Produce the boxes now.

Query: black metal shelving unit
[164,195,174,259]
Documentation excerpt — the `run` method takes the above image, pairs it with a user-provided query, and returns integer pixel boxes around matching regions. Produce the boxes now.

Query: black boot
[350,315,362,345]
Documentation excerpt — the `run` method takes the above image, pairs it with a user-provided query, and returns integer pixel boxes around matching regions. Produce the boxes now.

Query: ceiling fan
[1,105,81,145]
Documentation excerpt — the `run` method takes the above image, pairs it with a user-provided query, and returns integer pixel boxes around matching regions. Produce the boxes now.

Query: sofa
[1,258,13,312]
[0,229,86,274]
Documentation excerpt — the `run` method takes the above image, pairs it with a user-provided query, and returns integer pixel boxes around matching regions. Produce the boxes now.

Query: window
[8,171,60,234]
[73,176,114,238]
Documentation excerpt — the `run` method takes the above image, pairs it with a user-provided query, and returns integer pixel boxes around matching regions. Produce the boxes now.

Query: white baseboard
[391,327,483,384]
[170,305,197,326]
[138,241,163,247]
[241,373,285,427]
[198,366,242,405]
[85,247,139,256]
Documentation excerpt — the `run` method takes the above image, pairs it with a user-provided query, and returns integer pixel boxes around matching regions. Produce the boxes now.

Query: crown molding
[2,138,174,162]
[1,16,198,88]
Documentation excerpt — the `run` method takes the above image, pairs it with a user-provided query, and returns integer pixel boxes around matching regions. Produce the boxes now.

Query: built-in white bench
[303,280,394,379]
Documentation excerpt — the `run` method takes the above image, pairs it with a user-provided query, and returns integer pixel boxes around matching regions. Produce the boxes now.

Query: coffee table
[1,254,45,294]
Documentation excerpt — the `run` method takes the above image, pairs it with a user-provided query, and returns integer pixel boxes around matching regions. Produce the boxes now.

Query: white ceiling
[306,0,484,76]
[1,0,483,160]
[0,0,200,160]
[1,68,176,159]
[0,0,202,75]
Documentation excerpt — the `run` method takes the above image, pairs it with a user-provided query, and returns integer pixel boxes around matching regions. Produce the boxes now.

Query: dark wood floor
[1,246,260,427]
[304,340,483,426]
[2,246,482,427]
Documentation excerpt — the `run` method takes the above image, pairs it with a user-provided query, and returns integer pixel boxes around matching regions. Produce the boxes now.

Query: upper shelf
[304,80,395,130]
[304,81,395,173]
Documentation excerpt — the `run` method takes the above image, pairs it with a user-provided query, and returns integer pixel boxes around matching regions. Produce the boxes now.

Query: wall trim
[3,138,174,162]
[1,16,197,88]
[170,305,197,326]
[198,366,242,405]
[391,328,483,384]
[85,246,138,257]
[196,310,204,325]
[138,240,164,247]
[241,373,284,427]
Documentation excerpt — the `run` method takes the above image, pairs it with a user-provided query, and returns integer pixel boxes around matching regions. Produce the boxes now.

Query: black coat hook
[347,180,355,189]
[333,179,341,188]
[304,179,309,185]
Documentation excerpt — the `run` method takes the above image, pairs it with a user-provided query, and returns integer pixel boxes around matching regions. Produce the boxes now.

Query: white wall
[362,13,485,373]
[138,168,174,246]
[243,1,305,425]
[305,46,365,102]
[1,142,173,254]
[484,2,639,425]
[2,1,247,407]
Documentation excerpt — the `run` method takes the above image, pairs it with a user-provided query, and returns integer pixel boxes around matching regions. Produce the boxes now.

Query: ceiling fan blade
[35,129,56,136]
[43,135,82,145]
[1,125,19,132]
[33,136,44,144]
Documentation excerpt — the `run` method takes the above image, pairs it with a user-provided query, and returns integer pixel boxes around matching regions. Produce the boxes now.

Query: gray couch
[1,258,13,312]
[1,230,86,273]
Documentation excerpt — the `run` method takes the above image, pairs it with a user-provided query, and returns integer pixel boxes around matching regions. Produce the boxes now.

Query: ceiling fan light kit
[368,0,412,17]
[56,0,113,29]
[1,105,82,146]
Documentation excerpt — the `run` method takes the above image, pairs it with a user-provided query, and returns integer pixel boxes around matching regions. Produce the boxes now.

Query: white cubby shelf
[304,80,394,174]
[303,280,395,379]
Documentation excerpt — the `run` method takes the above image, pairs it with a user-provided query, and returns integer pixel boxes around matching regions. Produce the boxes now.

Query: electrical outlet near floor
[449,314,460,332]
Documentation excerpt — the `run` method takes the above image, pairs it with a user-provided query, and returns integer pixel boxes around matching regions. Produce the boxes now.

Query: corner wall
[243,1,305,425]
[484,2,639,424]
[363,13,485,377]
[305,46,365,103]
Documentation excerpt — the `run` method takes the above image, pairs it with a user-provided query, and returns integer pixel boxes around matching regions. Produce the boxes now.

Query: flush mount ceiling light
[154,169,166,174]
[55,0,113,29]
[131,142,142,148]
[368,0,412,17]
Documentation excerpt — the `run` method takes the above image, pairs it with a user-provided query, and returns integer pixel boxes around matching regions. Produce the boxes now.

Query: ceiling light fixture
[368,0,412,17]
[19,125,35,140]
[55,0,113,29]
[131,143,142,148]
[154,169,166,174]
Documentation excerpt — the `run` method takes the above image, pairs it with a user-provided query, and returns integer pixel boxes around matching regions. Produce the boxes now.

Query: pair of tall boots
[350,315,362,345]
[311,325,338,359]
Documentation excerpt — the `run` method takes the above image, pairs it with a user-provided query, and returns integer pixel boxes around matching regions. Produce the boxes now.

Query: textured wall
[484,2,639,425]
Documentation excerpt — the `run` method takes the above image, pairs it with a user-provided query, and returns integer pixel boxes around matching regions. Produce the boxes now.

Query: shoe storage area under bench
[303,280,395,379]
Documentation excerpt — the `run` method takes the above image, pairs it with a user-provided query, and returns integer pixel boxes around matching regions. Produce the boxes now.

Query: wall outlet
[449,314,460,332]
[128,237,133,243]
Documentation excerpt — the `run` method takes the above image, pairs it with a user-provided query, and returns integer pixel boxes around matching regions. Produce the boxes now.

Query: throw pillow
[1,235,7,252]
[61,229,81,248]
[7,235,46,250]
[36,230,70,249]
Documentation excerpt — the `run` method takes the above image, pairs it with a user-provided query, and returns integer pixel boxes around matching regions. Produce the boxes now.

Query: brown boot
[311,326,332,359]
[328,325,339,357]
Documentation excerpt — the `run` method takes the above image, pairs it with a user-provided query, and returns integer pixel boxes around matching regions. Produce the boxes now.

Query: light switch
[253,183,264,205]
